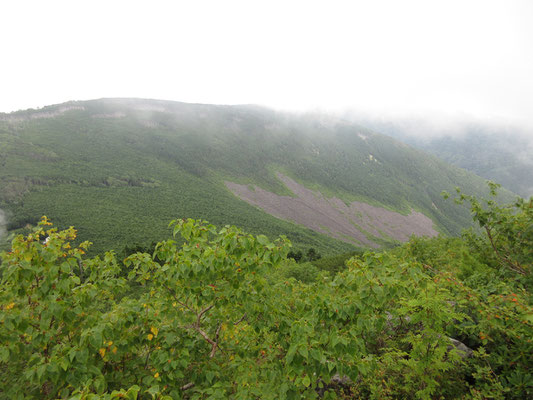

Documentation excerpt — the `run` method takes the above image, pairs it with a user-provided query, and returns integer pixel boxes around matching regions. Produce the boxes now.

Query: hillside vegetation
[0,186,531,399]
[357,116,533,198]
[0,99,502,255]
[415,132,533,198]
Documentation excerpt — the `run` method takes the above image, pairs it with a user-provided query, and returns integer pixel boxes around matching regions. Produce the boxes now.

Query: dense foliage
[0,190,531,399]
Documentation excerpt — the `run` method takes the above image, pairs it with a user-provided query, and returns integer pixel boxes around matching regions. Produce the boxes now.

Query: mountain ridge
[0,98,508,254]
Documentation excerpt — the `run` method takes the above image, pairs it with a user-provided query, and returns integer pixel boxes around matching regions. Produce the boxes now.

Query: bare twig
[180,382,195,391]
[485,227,526,275]
[233,313,247,325]
[197,304,214,325]
[191,326,217,347]
[183,305,224,359]
[214,323,222,341]
[163,284,195,312]
[209,323,223,358]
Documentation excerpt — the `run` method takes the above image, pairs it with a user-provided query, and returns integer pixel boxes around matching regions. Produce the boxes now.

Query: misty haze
[0,1,531,399]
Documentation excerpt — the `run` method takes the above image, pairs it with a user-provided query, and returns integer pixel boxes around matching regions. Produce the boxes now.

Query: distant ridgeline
[356,116,533,198]
[0,98,512,255]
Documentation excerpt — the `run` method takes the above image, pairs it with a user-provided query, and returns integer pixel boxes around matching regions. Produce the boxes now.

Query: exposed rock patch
[226,173,438,247]
[448,338,474,359]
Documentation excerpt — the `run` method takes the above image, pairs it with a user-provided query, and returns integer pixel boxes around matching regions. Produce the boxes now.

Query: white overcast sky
[1,0,532,126]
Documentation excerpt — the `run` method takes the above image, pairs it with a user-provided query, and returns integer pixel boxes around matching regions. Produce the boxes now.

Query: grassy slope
[0,99,504,255]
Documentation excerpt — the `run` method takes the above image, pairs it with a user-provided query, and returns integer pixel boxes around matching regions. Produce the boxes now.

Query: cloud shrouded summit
[1,0,532,129]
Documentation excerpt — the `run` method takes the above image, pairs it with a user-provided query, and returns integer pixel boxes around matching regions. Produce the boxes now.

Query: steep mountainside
[0,99,502,254]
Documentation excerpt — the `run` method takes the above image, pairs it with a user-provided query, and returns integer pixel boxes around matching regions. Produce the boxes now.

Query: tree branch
[484,226,525,275]
[190,325,217,347]
[234,313,247,325]
[180,382,195,391]
[197,304,214,325]
[163,284,195,313]
[209,323,222,358]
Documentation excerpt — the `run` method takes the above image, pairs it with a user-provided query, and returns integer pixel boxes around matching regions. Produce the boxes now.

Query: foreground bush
[0,189,531,399]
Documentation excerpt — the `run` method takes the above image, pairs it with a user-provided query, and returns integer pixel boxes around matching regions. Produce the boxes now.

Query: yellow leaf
[150,326,159,337]
[154,372,160,378]
[147,334,154,341]
[99,348,106,358]
[112,347,117,354]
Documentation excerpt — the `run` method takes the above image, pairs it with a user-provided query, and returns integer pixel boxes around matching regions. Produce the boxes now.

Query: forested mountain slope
[356,116,533,198]
[0,99,504,254]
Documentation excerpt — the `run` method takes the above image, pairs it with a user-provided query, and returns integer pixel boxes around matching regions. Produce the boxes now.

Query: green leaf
[126,385,141,400]
[146,385,160,398]
[257,235,269,245]
[298,346,308,360]
[59,357,69,371]
[286,344,298,364]
[36,364,47,382]
[0,347,9,362]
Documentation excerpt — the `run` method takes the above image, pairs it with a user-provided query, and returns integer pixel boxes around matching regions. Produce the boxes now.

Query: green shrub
[0,185,531,399]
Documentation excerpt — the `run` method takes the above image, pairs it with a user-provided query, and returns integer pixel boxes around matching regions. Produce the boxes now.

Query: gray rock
[448,338,474,359]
